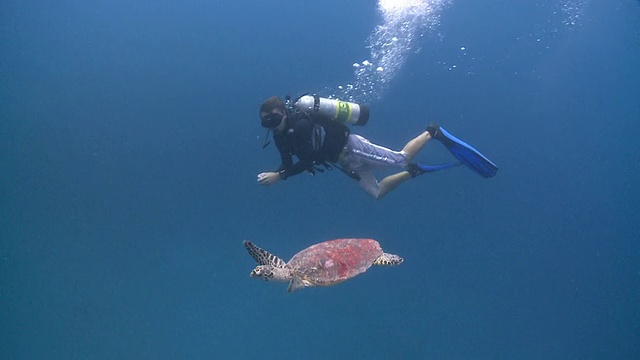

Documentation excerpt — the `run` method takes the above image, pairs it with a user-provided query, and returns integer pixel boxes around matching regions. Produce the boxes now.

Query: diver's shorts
[339,134,407,198]
[342,134,408,168]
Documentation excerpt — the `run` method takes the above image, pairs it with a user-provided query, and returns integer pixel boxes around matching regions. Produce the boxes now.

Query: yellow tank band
[335,101,353,123]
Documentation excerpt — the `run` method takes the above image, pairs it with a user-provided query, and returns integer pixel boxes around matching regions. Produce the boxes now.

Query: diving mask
[261,112,284,129]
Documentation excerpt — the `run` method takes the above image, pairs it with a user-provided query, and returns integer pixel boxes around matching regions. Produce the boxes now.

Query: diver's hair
[259,96,285,115]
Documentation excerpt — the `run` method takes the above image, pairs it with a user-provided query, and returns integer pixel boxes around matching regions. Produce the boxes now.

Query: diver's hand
[257,172,281,185]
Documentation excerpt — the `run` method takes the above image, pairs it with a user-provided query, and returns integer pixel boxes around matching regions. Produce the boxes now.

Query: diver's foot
[407,163,426,178]
[427,123,441,139]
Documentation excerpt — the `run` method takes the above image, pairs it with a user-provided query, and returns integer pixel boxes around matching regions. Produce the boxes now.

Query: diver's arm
[257,144,296,185]
[258,118,315,185]
[257,171,281,185]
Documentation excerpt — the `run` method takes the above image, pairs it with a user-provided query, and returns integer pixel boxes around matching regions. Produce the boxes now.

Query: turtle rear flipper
[373,253,403,266]
[244,241,287,268]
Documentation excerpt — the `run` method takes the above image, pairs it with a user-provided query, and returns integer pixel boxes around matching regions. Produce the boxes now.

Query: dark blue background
[2,0,639,358]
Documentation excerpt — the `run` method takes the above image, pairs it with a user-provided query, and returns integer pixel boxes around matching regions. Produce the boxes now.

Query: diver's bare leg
[376,171,413,199]
[402,131,431,162]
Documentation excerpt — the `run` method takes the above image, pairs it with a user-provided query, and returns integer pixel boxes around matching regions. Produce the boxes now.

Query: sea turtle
[243,238,403,292]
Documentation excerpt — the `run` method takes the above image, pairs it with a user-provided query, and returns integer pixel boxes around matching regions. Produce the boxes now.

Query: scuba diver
[257,94,498,200]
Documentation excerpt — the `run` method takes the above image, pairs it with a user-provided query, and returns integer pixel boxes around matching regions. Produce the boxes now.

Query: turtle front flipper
[373,253,403,266]
[244,240,287,267]
[288,275,314,292]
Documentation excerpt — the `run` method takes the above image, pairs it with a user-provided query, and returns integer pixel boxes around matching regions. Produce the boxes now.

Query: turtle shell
[287,238,382,287]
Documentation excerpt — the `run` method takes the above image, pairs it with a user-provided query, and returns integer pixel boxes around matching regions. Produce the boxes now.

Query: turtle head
[250,265,274,280]
[250,265,291,282]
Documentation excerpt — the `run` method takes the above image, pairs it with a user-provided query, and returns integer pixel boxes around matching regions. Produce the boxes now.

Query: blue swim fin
[428,125,498,178]
[407,162,462,177]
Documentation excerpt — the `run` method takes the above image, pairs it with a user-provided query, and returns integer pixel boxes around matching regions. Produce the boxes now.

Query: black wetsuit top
[273,110,350,179]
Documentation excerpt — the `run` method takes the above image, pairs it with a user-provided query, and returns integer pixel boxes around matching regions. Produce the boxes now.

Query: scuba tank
[291,94,369,126]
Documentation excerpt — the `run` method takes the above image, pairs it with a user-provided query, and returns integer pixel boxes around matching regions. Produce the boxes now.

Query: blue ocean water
[1,0,639,358]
